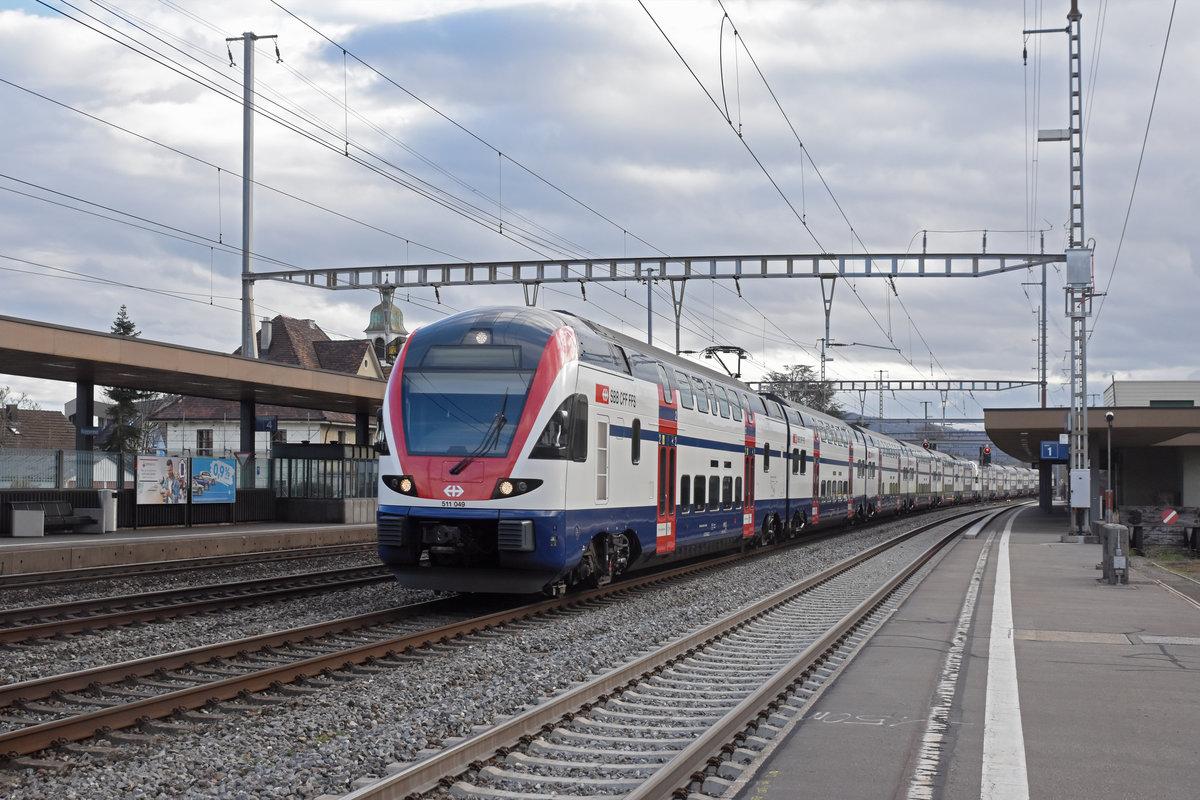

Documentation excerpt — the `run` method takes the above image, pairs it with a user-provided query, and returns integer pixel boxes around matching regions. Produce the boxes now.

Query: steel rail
[0,543,376,590]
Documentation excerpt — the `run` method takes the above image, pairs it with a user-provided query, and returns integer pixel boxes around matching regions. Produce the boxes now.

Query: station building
[985,380,1200,549]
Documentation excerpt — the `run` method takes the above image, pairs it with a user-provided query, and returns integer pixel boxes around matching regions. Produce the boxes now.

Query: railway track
[0,565,394,642]
[0,505,1009,777]
[0,539,775,760]
[331,506,1018,800]
[0,543,376,590]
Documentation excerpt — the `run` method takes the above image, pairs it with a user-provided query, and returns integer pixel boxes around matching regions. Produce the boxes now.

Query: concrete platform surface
[735,504,1200,800]
[0,521,376,575]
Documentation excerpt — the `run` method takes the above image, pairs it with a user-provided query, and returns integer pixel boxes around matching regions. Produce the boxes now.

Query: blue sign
[1040,441,1069,462]
[191,457,237,504]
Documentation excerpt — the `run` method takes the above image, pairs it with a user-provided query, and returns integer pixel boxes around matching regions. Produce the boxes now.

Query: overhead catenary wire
[1089,0,1176,336]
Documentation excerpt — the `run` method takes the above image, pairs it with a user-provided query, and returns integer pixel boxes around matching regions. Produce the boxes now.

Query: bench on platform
[6,500,96,537]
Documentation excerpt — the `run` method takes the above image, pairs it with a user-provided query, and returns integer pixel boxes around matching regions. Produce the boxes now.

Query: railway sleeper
[605,699,738,717]
[563,716,709,738]
[588,706,719,727]
[502,750,660,776]
[475,763,646,791]
[524,737,677,764]
[448,779,617,800]
[544,727,697,750]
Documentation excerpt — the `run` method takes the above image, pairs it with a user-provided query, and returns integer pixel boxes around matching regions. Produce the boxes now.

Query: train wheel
[764,515,782,545]
[580,533,628,589]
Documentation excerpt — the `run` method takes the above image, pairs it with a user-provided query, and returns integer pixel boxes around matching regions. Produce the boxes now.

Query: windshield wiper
[449,391,508,475]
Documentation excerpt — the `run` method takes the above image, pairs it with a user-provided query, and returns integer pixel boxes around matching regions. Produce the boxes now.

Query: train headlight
[491,478,542,499]
[466,328,491,345]
[383,474,418,496]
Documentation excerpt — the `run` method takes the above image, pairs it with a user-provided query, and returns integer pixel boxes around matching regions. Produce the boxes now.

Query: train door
[847,439,856,523]
[811,429,821,525]
[655,365,677,553]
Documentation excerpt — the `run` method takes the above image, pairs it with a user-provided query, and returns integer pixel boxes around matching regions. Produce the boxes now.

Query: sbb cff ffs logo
[595,384,637,408]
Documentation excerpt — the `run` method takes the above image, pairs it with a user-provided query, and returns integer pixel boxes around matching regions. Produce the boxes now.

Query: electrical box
[1066,248,1093,287]
[1070,468,1091,509]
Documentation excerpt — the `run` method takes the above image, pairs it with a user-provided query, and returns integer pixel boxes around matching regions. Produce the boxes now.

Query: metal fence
[0,447,377,500]
[0,448,133,489]
[1,446,379,534]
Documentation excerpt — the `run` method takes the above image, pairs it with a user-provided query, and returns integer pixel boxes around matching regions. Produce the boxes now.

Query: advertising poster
[190,457,237,504]
[136,455,189,505]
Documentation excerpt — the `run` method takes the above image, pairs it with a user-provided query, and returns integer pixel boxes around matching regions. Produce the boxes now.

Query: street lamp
[1105,410,1114,521]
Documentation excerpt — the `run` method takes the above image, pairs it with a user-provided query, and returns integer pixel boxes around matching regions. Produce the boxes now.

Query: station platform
[735,503,1200,800]
[0,521,376,576]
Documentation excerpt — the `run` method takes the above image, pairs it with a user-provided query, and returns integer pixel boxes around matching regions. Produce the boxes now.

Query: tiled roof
[314,339,373,374]
[0,406,78,449]
[232,315,380,379]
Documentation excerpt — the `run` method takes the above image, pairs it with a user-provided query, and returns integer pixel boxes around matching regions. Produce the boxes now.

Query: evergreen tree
[103,306,154,455]
[760,364,846,418]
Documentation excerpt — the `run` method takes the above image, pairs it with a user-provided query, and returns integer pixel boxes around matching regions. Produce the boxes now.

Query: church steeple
[364,287,408,365]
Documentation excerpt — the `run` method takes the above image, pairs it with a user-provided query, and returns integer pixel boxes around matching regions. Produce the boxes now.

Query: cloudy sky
[0,0,1193,422]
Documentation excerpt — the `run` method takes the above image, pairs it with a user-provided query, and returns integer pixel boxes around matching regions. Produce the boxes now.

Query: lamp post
[1105,411,1114,521]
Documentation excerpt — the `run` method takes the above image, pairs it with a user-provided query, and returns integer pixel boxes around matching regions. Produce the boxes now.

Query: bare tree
[760,364,846,418]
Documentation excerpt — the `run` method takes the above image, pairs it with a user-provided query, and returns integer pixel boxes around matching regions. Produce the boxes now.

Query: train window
[680,475,690,513]
[705,382,720,415]
[762,443,771,472]
[715,386,731,419]
[631,419,642,464]
[708,476,720,511]
[655,364,673,404]
[821,480,827,498]
[694,475,705,513]
[791,448,800,475]
[722,476,733,509]
[800,449,808,474]
[735,477,743,509]
[613,345,632,374]
[674,371,695,409]
[728,388,742,421]
[693,377,708,414]
[596,419,609,502]
[530,393,588,462]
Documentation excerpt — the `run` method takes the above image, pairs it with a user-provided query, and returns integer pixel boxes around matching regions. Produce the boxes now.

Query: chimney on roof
[259,317,273,354]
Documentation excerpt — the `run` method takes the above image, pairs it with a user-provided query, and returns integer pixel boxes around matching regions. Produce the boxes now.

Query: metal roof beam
[251,253,1064,290]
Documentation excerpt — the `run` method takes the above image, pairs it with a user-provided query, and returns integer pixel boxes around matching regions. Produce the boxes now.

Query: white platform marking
[981,515,1029,799]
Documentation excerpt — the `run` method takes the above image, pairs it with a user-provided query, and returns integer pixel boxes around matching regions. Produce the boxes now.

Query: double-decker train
[376,306,1034,594]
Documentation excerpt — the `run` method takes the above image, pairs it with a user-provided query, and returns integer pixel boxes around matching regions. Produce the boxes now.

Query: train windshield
[401,352,534,457]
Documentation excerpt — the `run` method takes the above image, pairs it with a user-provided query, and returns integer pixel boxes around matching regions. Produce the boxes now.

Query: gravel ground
[0,512,970,799]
